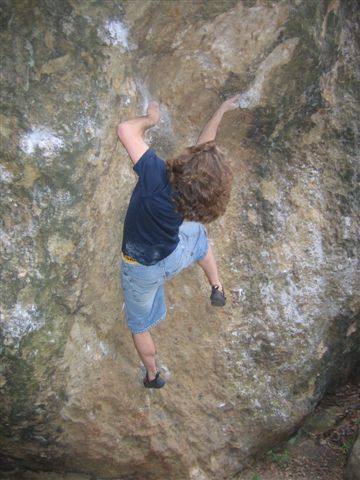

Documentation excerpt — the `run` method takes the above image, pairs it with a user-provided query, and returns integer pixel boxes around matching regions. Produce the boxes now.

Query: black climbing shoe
[143,370,166,389]
[210,284,226,306]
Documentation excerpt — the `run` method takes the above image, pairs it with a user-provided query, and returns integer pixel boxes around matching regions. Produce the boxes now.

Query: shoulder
[133,148,168,196]
[133,148,166,174]
[133,147,165,172]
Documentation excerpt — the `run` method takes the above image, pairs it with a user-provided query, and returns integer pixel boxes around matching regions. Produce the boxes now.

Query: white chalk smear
[0,164,14,183]
[98,19,137,51]
[20,127,65,158]
[135,78,174,138]
[0,302,45,347]
[234,38,299,109]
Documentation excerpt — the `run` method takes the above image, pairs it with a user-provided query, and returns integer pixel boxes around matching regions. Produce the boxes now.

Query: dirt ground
[235,372,360,480]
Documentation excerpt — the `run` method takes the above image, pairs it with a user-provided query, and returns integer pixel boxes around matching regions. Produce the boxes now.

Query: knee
[198,244,210,263]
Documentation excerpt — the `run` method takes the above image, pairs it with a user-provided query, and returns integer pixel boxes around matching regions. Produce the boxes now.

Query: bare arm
[196,93,242,146]
[117,102,160,165]
[196,107,225,145]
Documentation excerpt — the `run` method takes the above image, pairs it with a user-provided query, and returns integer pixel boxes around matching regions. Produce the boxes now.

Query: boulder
[345,431,360,480]
[0,1,359,479]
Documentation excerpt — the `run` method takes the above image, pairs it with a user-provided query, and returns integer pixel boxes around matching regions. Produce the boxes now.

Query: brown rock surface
[345,431,360,480]
[0,1,359,479]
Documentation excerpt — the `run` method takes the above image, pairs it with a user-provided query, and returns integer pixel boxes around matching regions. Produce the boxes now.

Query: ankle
[212,282,223,292]
[147,369,157,381]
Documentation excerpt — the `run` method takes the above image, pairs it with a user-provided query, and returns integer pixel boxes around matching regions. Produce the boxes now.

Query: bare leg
[197,244,223,292]
[131,331,158,380]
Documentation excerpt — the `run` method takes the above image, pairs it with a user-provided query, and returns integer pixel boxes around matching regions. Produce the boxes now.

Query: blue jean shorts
[119,221,209,334]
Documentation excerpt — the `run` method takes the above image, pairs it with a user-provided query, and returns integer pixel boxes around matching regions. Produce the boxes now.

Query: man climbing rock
[117,93,240,388]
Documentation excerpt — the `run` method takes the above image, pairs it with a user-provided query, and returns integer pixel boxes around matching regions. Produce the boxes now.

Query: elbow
[117,122,129,139]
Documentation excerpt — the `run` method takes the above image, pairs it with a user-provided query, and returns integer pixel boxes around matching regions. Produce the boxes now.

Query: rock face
[0,1,359,479]
[345,431,360,480]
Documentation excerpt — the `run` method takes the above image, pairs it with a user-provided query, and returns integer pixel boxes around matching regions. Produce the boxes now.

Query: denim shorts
[119,221,209,334]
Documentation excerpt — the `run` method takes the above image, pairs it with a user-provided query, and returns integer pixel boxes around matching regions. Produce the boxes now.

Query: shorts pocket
[122,262,163,290]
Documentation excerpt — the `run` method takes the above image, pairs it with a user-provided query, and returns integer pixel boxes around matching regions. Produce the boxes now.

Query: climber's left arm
[117,121,150,165]
[117,101,160,165]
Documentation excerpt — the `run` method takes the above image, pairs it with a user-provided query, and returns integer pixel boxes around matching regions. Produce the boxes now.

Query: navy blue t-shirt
[121,147,184,265]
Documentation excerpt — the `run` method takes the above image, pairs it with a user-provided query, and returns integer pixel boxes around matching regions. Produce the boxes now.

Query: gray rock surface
[1,1,359,479]
[345,431,360,480]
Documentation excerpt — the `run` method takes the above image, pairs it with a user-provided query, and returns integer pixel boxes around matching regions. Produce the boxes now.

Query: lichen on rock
[0,1,359,479]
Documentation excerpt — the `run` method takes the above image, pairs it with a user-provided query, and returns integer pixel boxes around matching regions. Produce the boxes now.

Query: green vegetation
[266,447,291,468]
[340,434,358,455]
[250,473,262,480]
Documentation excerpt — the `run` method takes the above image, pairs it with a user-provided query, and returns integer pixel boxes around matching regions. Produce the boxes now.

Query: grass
[266,448,291,468]
[340,433,358,455]
[250,473,262,480]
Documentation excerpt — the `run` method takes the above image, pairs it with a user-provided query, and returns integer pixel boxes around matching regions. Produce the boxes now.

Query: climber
[117,93,241,388]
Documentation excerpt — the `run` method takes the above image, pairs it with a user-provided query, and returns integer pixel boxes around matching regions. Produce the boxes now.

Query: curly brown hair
[165,140,233,224]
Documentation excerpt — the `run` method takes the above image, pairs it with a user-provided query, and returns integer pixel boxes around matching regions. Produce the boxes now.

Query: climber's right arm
[196,107,225,145]
[196,94,242,145]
